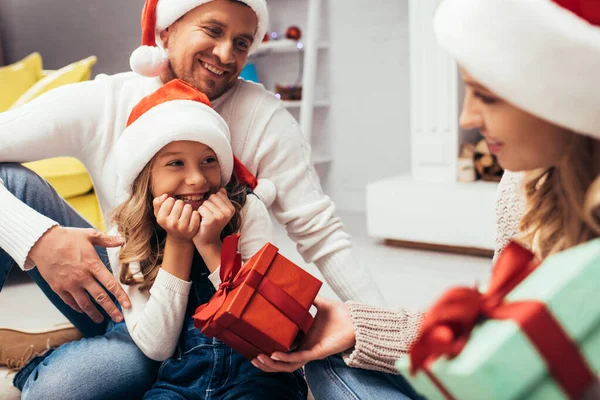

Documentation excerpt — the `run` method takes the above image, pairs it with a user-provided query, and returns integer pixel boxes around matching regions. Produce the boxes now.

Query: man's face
[160,0,258,100]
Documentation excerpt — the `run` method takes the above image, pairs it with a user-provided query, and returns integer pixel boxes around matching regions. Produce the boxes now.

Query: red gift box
[193,234,322,359]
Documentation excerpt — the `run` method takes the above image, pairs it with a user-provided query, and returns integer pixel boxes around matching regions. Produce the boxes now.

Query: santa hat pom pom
[253,178,276,207]
[130,45,169,77]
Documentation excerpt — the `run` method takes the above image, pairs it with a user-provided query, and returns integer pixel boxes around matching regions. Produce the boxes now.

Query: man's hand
[29,226,130,324]
[251,296,357,373]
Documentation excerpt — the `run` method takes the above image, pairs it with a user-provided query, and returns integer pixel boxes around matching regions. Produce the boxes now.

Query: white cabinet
[366,0,496,255]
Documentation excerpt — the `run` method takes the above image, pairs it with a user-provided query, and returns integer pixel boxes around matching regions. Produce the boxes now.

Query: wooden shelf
[252,39,329,57]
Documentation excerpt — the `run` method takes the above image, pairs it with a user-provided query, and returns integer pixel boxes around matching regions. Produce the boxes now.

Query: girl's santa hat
[116,79,276,206]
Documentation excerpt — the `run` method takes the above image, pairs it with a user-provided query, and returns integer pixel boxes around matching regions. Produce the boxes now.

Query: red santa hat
[434,0,600,138]
[116,79,277,206]
[130,0,269,77]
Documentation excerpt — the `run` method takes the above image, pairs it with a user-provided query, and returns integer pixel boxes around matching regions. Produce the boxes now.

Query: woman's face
[459,68,573,172]
[150,141,221,210]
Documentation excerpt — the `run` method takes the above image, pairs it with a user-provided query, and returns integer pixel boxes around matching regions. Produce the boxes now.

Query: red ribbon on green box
[409,242,596,400]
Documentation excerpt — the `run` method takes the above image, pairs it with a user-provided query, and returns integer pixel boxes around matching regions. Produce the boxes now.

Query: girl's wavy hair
[112,159,247,292]
[518,134,600,259]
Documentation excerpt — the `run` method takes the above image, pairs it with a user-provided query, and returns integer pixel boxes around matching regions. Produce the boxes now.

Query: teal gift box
[396,239,600,400]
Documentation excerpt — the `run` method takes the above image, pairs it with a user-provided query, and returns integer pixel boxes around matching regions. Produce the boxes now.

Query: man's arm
[245,108,386,306]
[0,79,131,322]
[0,80,108,163]
[0,80,109,268]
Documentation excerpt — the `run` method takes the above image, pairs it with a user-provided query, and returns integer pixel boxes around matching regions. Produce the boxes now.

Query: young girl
[251,1,600,399]
[107,79,307,399]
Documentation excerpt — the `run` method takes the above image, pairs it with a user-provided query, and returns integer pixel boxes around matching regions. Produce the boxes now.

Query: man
[0,0,384,397]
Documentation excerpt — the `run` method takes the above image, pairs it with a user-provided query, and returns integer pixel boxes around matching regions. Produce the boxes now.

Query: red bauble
[285,26,302,41]
[262,32,270,42]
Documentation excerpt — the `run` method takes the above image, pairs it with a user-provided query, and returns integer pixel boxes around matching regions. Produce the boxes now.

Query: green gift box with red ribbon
[193,234,322,360]
[396,240,600,400]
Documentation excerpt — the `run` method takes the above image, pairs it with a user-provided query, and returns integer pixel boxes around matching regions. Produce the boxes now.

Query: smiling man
[142,0,263,99]
[0,0,384,397]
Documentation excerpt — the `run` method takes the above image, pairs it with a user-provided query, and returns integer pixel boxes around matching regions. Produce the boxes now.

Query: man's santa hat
[130,0,269,77]
[434,0,600,138]
[116,79,276,206]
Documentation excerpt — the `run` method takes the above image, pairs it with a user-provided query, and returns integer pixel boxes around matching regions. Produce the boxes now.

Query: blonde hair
[518,134,600,259]
[112,158,248,292]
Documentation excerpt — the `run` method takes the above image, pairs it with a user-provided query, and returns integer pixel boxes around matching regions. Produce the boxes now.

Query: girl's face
[151,141,222,210]
[459,68,573,172]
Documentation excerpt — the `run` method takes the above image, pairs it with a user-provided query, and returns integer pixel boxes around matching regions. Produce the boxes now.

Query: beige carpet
[0,369,19,400]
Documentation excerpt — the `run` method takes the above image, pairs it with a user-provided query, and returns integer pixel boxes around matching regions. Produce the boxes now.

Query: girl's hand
[193,189,235,249]
[153,194,201,243]
[251,296,357,373]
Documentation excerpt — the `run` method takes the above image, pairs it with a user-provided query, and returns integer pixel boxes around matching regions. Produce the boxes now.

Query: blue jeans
[144,255,308,400]
[0,163,159,397]
[17,320,159,399]
[305,355,426,400]
[146,317,307,400]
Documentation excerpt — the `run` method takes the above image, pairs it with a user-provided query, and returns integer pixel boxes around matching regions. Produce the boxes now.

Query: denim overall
[144,252,308,399]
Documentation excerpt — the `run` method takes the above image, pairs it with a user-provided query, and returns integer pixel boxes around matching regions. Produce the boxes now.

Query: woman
[252,0,600,398]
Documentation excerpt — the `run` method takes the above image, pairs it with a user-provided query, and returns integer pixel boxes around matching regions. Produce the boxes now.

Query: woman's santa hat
[116,79,276,206]
[434,0,600,138]
[130,0,269,77]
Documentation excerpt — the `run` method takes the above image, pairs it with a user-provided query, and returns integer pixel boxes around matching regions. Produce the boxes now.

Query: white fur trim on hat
[253,178,276,207]
[130,45,170,78]
[434,0,600,138]
[116,100,233,193]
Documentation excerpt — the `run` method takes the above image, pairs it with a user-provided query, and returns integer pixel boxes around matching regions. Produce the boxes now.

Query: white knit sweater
[493,171,525,262]
[0,72,385,305]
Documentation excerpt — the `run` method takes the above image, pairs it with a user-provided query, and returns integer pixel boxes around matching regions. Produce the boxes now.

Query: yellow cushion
[67,192,106,232]
[23,157,93,199]
[0,53,43,112]
[10,56,97,108]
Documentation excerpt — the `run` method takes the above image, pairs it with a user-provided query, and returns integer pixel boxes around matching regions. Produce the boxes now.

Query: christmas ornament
[285,26,302,41]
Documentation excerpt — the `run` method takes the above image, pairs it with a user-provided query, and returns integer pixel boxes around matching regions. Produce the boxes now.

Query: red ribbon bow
[193,234,249,330]
[193,234,315,340]
[409,242,595,400]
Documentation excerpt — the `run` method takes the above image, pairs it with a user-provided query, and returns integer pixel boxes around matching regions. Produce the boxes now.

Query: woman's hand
[251,296,357,373]
[193,189,235,249]
[153,194,200,243]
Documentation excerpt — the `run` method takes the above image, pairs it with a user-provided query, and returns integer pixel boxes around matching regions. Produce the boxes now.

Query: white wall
[256,0,411,212]
[326,0,411,211]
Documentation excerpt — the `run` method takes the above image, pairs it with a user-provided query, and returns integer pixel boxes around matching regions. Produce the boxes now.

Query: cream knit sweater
[0,72,385,306]
[344,171,525,374]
